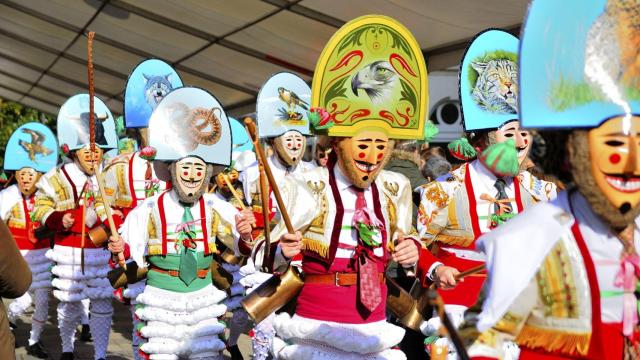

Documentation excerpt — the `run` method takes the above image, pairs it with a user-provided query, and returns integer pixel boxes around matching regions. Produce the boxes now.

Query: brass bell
[241,265,304,324]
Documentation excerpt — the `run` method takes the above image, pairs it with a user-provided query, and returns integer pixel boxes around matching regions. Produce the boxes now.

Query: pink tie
[352,187,381,312]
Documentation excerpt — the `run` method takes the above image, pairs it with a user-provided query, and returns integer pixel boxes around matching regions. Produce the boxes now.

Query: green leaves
[338,26,372,53]
[323,76,349,105]
[399,79,417,111]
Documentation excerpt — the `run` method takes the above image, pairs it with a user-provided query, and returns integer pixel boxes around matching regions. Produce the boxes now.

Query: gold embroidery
[383,181,399,196]
[302,237,328,258]
[307,180,326,195]
[537,241,578,318]
[494,312,522,335]
[424,183,449,208]
[385,193,397,236]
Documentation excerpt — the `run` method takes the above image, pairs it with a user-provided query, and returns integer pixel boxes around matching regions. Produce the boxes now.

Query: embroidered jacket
[467,191,639,359]
[0,185,47,250]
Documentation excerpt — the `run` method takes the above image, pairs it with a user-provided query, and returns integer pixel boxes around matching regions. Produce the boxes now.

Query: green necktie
[178,205,198,286]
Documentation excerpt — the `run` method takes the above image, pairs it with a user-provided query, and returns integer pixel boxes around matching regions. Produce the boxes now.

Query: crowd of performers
[2,1,640,359]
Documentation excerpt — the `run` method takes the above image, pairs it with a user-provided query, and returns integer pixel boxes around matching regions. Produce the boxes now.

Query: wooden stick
[96,168,127,270]
[221,173,246,210]
[80,197,86,274]
[259,162,271,271]
[455,264,485,280]
[244,118,293,233]
[429,264,486,290]
[428,289,469,360]
[87,31,95,156]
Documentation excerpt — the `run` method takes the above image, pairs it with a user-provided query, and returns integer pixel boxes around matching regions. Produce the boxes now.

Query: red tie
[144,160,153,198]
[352,186,381,312]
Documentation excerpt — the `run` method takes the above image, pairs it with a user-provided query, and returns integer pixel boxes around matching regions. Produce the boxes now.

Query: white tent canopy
[0,0,527,117]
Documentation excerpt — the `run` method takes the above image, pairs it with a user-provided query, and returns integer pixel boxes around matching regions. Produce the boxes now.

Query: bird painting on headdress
[19,128,53,162]
[351,61,398,104]
[278,87,309,112]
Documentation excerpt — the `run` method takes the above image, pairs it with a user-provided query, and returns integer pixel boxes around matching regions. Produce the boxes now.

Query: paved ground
[7,296,252,360]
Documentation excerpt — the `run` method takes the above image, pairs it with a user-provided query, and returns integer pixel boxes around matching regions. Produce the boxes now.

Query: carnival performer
[32,94,119,360]
[465,1,640,358]
[269,15,429,359]
[0,123,58,359]
[96,58,179,360]
[108,86,254,359]
[210,117,256,360]
[237,72,313,360]
[415,30,558,349]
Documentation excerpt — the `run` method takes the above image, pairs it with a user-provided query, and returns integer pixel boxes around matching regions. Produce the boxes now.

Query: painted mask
[171,156,210,203]
[16,167,41,197]
[315,146,332,167]
[273,130,306,167]
[495,120,531,166]
[336,129,392,189]
[215,168,239,193]
[589,116,640,212]
[74,146,103,175]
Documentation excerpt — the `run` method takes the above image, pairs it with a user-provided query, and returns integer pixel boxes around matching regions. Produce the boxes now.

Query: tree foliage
[0,97,55,168]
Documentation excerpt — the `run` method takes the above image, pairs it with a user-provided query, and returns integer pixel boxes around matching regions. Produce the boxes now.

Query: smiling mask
[16,167,42,197]
[272,130,306,167]
[170,156,212,204]
[336,128,393,188]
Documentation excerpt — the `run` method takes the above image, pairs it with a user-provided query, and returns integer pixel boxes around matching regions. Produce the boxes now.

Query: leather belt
[150,267,210,278]
[304,272,385,287]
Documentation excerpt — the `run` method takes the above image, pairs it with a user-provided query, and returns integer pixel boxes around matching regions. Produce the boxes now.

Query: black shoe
[228,345,244,360]
[79,324,92,342]
[9,321,16,330]
[27,341,49,359]
[59,352,74,360]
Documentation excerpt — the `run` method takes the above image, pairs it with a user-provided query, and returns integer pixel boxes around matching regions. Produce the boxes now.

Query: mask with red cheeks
[170,156,212,204]
[74,146,103,175]
[16,167,41,197]
[335,129,393,189]
[272,130,306,167]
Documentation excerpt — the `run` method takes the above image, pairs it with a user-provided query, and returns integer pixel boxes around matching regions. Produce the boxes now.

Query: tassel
[479,139,519,177]
[448,137,477,161]
[424,120,439,142]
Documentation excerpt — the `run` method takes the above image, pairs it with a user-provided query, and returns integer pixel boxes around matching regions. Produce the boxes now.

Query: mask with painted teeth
[335,129,393,189]
[569,116,640,229]
[170,156,213,204]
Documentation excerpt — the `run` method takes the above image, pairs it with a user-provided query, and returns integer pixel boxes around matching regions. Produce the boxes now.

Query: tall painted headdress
[520,0,640,129]
[312,15,428,140]
[256,72,311,139]
[147,86,231,166]
[57,94,118,152]
[124,58,184,129]
[229,116,256,171]
[4,122,58,173]
[459,29,519,131]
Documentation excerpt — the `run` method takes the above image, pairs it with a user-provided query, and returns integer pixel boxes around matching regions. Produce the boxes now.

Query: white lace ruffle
[32,269,51,282]
[21,248,50,264]
[136,284,227,313]
[140,335,226,356]
[30,261,53,276]
[124,281,146,300]
[30,279,52,289]
[46,246,111,265]
[240,271,272,290]
[273,337,407,360]
[53,289,85,302]
[140,318,225,340]
[51,263,109,280]
[84,285,114,300]
[221,263,242,273]
[52,278,86,292]
[228,283,244,296]
[273,313,405,355]
[137,302,227,325]
[223,295,242,311]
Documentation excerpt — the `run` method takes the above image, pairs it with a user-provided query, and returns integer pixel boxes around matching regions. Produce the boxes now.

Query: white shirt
[121,189,240,267]
[0,184,22,221]
[129,152,168,202]
[468,160,517,234]
[571,192,640,323]
[333,165,384,259]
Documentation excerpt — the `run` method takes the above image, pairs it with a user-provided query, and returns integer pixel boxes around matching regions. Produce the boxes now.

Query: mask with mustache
[74,146,103,175]
[495,120,531,167]
[335,129,394,189]
[272,130,306,167]
[569,116,640,229]
[16,167,42,197]
[170,156,213,204]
